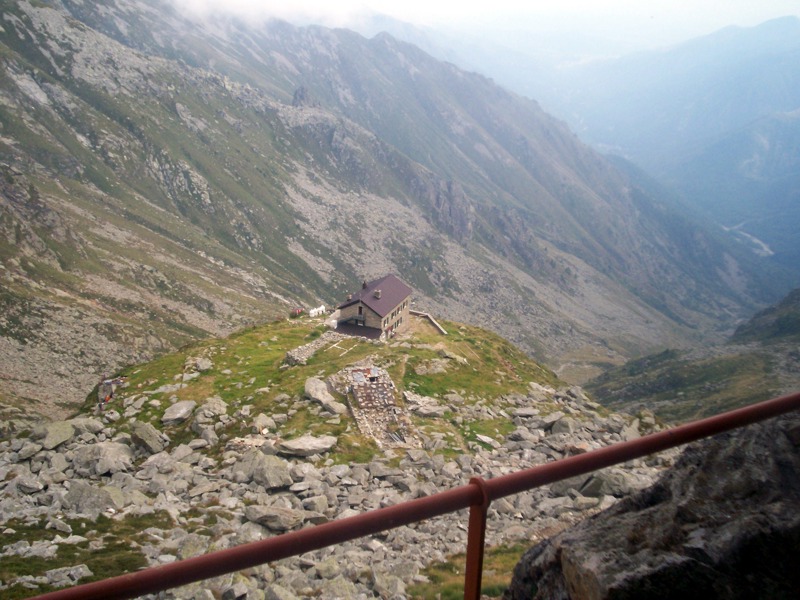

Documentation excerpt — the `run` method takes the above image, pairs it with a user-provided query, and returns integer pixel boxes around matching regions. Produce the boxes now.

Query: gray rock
[302,495,328,513]
[414,404,448,417]
[34,421,76,450]
[222,582,248,600]
[551,416,579,435]
[69,418,105,435]
[63,481,118,519]
[200,427,219,446]
[233,449,293,489]
[506,412,800,600]
[372,570,406,598]
[265,584,300,600]
[131,421,169,454]
[541,411,566,428]
[49,453,69,473]
[315,556,342,580]
[17,441,43,460]
[368,461,402,479]
[245,506,305,531]
[572,495,600,511]
[150,383,184,395]
[620,418,641,441]
[198,396,227,418]
[162,400,197,425]
[45,564,93,587]
[579,468,634,498]
[14,475,45,494]
[187,357,213,372]
[320,575,360,598]
[304,377,347,415]
[253,413,276,432]
[278,434,337,457]
[73,442,134,476]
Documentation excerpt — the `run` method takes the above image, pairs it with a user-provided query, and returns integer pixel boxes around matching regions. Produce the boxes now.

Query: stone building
[337,274,412,339]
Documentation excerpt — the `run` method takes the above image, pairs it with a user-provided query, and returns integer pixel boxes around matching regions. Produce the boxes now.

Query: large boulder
[68,417,105,436]
[232,449,293,489]
[244,505,306,531]
[32,421,76,450]
[72,442,134,476]
[505,413,800,600]
[131,421,170,454]
[63,481,121,519]
[304,378,347,415]
[277,434,337,457]
[162,401,197,426]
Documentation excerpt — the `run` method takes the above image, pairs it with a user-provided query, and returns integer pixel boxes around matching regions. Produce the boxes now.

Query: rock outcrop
[505,412,800,600]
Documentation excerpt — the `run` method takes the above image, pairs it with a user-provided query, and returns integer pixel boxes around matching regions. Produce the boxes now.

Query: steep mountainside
[0,0,781,416]
[732,287,800,343]
[662,111,800,271]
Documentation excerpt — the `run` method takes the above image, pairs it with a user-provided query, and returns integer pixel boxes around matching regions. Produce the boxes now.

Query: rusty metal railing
[29,391,800,600]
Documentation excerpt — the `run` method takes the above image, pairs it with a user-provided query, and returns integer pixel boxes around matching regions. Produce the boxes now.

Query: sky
[174,0,800,50]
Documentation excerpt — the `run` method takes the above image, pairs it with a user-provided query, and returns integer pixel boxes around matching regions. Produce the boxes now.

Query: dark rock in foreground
[505,413,800,600]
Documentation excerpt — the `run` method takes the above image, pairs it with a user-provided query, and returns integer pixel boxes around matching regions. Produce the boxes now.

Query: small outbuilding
[337,274,412,339]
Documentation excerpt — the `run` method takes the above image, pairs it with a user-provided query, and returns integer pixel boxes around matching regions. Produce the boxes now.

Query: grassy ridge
[79,316,560,464]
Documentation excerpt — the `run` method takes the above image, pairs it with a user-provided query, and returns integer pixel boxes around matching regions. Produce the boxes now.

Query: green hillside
[587,288,800,423]
[76,315,560,464]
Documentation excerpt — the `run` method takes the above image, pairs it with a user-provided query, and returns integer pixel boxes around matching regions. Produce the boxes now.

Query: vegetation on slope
[2,314,563,597]
[1,0,788,418]
[587,288,800,423]
[76,315,560,464]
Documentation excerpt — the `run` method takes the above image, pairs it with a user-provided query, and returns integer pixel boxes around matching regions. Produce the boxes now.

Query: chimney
[362,280,368,289]
[374,290,382,299]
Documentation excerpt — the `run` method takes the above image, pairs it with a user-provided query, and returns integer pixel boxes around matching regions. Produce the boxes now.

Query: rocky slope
[505,410,800,600]
[0,316,678,598]
[0,0,782,416]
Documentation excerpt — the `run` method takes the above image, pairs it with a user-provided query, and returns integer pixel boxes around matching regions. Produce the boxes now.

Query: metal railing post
[464,477,491,600]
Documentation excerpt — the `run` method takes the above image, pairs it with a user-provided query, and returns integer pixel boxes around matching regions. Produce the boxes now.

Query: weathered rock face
[505,413,800,600]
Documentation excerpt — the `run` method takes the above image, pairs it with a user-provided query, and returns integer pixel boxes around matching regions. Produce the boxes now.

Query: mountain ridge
[0,0,783,415]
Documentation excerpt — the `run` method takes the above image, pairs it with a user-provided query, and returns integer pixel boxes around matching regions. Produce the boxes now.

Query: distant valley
[523,17,800,277]
[589,287,800,422]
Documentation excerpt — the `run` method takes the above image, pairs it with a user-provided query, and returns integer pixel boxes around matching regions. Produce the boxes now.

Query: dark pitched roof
[338,274,412,318]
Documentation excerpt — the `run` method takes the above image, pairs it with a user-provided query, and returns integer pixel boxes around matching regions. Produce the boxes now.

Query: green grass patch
[0,512,174,598]
[76,316,561,463]
[588,350,778,423]
[408,542,528,599]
